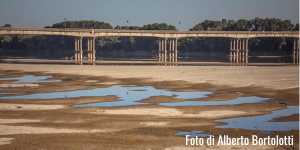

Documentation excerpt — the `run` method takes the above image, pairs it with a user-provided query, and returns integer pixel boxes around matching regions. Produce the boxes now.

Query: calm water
[175,131,212,138]
[216,106,299,131]
[0,75,61,83]
[0,51,294,64]
[176,106,299,137]
[0,84,271,108]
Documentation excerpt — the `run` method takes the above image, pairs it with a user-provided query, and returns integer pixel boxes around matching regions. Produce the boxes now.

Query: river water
[0,51,294,65]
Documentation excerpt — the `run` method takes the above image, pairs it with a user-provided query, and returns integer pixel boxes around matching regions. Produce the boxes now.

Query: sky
[0,0,299,31]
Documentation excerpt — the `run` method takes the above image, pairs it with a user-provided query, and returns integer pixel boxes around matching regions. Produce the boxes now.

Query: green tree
[294,23,299,31]
[3,24,12,27]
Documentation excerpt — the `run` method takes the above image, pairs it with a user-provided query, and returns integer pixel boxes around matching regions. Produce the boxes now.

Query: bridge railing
[0,27,298,35]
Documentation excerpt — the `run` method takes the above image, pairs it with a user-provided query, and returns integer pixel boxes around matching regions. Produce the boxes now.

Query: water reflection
[293,49,299,65]
[229,55,248,66]
[1,51,295,66]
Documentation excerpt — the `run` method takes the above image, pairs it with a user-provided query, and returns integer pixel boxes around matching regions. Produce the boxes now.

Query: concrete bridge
[0,27,299,64]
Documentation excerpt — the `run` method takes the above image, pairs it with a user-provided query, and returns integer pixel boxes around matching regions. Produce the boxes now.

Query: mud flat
[0,64,298,149]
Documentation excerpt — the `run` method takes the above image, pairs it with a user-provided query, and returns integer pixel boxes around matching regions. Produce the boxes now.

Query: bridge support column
[80,37,83,61]
[164,38,167,62]
[236,39,239,63]
[87,37,96,61]
[241,39,244,63]
[169,40,172,62]
[87,38,90,60]
[74,37,83,61]
[175,38,178,62]
[244,39,247,64]
[229,39,233,63]
[229,39,232,62]
[172,39,175,63]
[157,38,179,64]
[168,39,176,62]
[245,39,248,56]
[157,38,177,64]
[75,37,78,60]
[238,39,242,63]
[158,39,162,61]
[240,38,249,65]
[161,38,165,62]
[93,37,96,61]
[230,38,248,66]
[293,38,299,65]
[233,39,236,63]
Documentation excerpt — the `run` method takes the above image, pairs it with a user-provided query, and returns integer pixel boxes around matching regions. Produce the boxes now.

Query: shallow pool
[0,75,61,83]
[216,106,299,131]
[175,106,299,136]
[0,85,270,108]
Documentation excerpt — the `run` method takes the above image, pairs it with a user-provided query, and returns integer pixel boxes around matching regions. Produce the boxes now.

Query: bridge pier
[158,38,178,63]
[158,39,162,61]
[169,40,172,61]
[87,37,96,61]
[293,38,299,65]
[158,38,168,62]
[172,39,175,62]
[164,38,167,62]
[229,38,238,63]
[240,38,249,65]
[74,37,96,62]
[168,38,176,62]
[74,37,83,61]
[175,38,178,62]
[230,38,248,66]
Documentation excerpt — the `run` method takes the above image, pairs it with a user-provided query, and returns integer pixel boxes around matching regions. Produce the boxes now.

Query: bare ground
[0,64,298,150]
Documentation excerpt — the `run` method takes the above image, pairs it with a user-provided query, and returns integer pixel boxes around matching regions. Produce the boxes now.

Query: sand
[0,125,106,135]
[0,118,40,124]
[0,64,298,90]
[0,103,64,110]
[95,108,248,119]
[0,138,14,146]
[165,145,275,150]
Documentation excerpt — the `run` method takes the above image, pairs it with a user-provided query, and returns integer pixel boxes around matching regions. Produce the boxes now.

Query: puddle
[0,93,20,95]
[137,129,152,131]
[0,86,211,107]
[261,131,277,135]
[61,78,77,82]
[0,85,270,108]
[216,106,299,131]
[0,75,61,83]
[175,106,299,136]
[159,96,269,107]
[175,131,213,138]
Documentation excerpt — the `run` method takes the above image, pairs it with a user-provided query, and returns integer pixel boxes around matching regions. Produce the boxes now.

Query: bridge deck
[0,27,298,38]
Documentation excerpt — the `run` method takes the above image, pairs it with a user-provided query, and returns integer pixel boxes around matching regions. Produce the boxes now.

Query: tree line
[190,18,298,31]
[0,18,298,53]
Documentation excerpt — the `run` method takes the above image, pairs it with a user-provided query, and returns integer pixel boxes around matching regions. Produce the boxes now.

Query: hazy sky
[0,0,299,30]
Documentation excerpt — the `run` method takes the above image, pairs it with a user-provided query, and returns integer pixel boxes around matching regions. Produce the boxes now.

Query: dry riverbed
[0,65,298,150]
